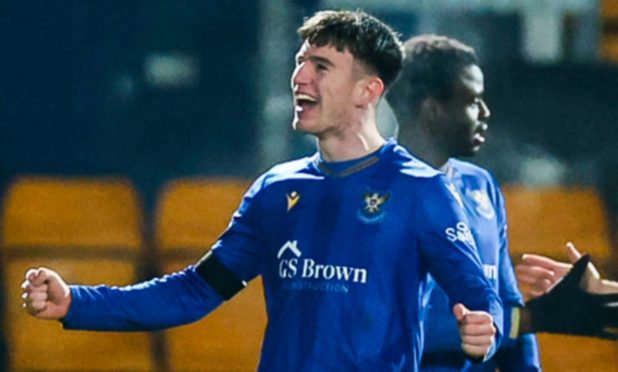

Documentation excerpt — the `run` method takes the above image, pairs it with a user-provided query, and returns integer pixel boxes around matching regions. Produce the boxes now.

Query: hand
[22,267,72,320]
[453,303,496,360]
[516,242,612,298]
[522,254,618,340]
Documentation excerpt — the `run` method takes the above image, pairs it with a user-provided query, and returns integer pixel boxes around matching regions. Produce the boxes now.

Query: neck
[399,120,449,169]
[317,115,385,162]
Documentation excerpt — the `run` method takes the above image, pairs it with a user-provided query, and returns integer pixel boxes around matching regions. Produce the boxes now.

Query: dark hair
[387,35,478,120]
[298,10,403,88]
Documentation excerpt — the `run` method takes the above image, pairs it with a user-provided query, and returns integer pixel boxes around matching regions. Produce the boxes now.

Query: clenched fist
[21,267,72,320]
[453,303,496,360]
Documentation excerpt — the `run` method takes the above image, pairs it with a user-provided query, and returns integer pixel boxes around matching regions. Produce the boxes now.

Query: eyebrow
[296,54,335,68]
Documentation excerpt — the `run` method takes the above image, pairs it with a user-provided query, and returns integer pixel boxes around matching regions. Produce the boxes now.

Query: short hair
[387,35,478,120]
[298,10,403,88]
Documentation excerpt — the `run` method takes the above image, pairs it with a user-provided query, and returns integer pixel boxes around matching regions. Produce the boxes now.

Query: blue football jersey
[63,140,502,371]
[420,159,540,372]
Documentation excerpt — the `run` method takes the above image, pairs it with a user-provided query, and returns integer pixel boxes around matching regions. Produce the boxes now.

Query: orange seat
[504,185,618,372]
[505,185,613,266]
[156,178,266,371]
[1,176,153,371]
[602,0,618,18]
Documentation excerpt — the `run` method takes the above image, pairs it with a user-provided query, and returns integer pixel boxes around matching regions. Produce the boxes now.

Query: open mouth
[472,133,486,145]
[295,93,318,111]
[472,123,488,145]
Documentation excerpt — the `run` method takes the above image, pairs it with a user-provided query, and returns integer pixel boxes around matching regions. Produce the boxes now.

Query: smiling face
[290,41,365,138]
[432,64,491,157]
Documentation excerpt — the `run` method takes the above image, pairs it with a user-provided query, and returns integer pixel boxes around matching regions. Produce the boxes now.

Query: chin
[293,122,309,133]
[456,147,478,158]
[292,118,309,132]
[292,119,301,132]
[294,120,321,135]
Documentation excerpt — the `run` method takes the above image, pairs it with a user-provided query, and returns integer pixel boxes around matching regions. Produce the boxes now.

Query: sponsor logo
[358,190,390,223]
[483,264,498,280]
[286,191,300,211]
[277,240,368,293]
[445,221,477,248]
[277,240,301,259]
[467,189,495,219]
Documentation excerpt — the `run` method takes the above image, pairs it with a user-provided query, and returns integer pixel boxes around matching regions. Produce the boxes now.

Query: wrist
[518,306,533,335]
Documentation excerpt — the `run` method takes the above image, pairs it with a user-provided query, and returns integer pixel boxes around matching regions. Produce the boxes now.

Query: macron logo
[277,240,301,259]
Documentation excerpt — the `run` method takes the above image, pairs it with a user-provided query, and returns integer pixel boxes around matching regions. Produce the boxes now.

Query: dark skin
[398,64,490,169]
[398,63,552,335]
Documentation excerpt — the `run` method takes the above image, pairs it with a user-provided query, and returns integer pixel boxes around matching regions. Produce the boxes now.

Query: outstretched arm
[22,260,227,331]
[516,242,618,297]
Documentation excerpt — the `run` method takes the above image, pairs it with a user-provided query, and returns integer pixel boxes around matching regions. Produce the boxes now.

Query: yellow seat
[504,185,618,372]
[504,185,612,265]
[602,0,618,18]
[156,178,266,371]
[1,176,153,371]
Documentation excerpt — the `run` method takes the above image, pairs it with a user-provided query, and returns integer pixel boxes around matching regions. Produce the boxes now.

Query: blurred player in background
[388,35,618,368]
[21,10,502,371]
[387,34,541,371]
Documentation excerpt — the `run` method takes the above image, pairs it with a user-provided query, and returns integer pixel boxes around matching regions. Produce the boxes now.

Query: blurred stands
[504,185,618,372]
[0,177,154,371]
[155,178,266,371]
[602,0,618,61]
[505,185,614,266]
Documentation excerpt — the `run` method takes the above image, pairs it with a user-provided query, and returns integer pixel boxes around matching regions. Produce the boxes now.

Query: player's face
[433,64,490,157]
[290,41,361,136]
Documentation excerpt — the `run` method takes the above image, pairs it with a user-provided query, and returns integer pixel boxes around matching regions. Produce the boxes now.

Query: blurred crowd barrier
[0,176,616,371]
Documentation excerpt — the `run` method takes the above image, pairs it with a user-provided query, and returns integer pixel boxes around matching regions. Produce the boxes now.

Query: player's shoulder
[389,142,443,180]
[449,158,500,186]
[248,155,321,195]
[264,156,318,180]
[449,158,492,178]
[449,158,504,205]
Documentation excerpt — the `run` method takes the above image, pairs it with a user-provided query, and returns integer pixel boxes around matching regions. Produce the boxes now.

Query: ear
[353,76,385,106]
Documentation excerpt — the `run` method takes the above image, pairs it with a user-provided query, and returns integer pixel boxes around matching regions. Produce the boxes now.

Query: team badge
[287,191,300,211]
[358,190,390,223]
[467,189,495,219]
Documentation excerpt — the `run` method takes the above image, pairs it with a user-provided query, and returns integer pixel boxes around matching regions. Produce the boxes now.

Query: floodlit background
[1,0,617,371]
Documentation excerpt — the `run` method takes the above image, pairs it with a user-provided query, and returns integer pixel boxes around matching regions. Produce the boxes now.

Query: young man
[21,11,502,371]
[387,35,540,371]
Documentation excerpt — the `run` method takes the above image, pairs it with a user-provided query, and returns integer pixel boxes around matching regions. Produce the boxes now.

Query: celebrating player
[22,10,501,371]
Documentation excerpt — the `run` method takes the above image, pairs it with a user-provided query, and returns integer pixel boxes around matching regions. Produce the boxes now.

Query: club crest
[358,190,391,223]
[467,189,495,219]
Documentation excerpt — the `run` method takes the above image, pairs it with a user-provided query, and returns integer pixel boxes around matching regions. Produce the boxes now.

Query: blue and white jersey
[64,140,503,372]
[421,159,540,372]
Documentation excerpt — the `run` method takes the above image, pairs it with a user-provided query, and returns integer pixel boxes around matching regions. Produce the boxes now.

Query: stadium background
[1,0,618,370]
